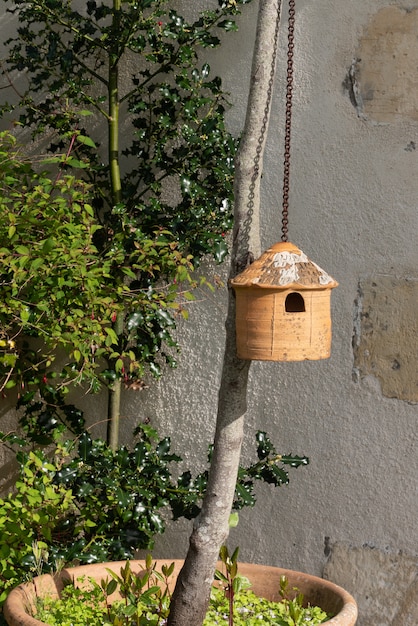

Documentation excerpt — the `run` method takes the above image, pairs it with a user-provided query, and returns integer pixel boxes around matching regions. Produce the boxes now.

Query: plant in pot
[0,0,358,625]
[0,134,315,619]
[0,410,307,605]
[5,550,354,626]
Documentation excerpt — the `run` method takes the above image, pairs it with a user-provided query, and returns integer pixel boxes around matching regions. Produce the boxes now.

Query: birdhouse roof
[231,242,338,290]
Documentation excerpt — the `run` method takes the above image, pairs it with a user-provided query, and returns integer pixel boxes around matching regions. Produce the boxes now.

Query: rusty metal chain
[281,0,295,242]
[238,0,283,270]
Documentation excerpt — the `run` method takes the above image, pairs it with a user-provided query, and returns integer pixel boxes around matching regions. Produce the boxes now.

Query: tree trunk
[167,2,283,625]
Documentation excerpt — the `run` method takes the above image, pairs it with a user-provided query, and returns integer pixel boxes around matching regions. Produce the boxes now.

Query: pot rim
[4,560,357,626]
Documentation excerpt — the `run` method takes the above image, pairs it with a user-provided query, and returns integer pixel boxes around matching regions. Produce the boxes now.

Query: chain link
[238,1,283,269]
[281,0,295,242]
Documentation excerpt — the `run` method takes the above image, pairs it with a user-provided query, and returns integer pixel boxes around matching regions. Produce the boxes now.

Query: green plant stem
[106,0,123,450]
[107,311,124,450]
[108,90,121,203]
[109,16,122,205]
[228,587,233,626]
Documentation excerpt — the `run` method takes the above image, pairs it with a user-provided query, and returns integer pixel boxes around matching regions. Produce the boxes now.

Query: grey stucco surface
[130,3,418,623]
[131,0,418,564]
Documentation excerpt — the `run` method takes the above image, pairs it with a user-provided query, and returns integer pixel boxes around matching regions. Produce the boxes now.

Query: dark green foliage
[234,431,309,509]
[0,0,253,402]
[0,424,308,604]
[51,425,185,562]
[1,0,250,261]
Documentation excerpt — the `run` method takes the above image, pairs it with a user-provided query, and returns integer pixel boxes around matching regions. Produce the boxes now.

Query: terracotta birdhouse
[230,242,338,362]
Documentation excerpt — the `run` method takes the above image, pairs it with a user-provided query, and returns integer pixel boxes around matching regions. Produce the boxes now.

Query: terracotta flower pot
[4,560,357,626]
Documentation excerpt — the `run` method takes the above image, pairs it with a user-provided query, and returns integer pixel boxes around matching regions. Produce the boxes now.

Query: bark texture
[167,2,283,625]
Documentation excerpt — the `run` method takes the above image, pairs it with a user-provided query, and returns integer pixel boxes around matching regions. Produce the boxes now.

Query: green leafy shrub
[36,583,111,626]
[0,427,308,604]
[0,0,255,411]
[33,558,329,626]
[0,130,194,395]
[0,447,74,604]
[205,587,329,626]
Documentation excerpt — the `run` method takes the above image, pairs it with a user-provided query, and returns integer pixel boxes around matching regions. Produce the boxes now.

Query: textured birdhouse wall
[235,288,332,361]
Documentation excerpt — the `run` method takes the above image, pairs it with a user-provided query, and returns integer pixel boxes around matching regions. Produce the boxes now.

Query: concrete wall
[131,2,418,624]
[1,1,418,625]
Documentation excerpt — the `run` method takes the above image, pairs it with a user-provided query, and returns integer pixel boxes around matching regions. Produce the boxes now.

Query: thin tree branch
[167,2,283,624]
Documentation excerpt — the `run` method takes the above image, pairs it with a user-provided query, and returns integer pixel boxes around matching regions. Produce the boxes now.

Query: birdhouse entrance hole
[285,292,305,313]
